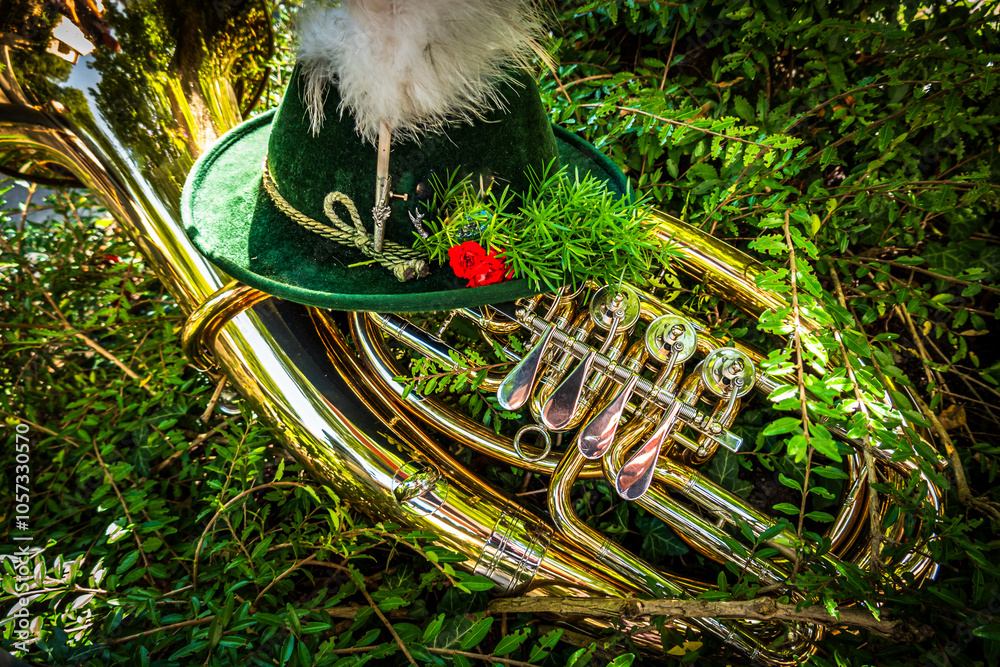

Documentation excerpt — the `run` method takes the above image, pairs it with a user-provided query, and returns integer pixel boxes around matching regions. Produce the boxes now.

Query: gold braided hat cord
[261,163,429,282]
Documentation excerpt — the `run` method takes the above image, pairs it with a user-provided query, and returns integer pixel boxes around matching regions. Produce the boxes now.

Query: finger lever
[496,324,555,411]
[540,350,597,431]
[615,400,682,501]
[578,375,638,460]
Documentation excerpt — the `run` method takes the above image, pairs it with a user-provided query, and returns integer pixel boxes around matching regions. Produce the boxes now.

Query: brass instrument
[1,3,941,664]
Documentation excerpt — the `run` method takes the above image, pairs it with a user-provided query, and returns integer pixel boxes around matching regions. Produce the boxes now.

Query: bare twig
[801,69,996,167]
[782,213,815,562]
[896,306,951,399]
[152,424,226,475]
[91,442,157,587]
[659,20,681,91]
[832,258,1000,295]
[326,645,538,666]
[584,104,775,149]
[253,553,318,608]
[106,616,214,646]
[909,392,1000,524]
[200,376,228,422]
[486,597,931,642]
[358,584,417,666]
[16,182,37,241]
[192,481,310,586]
[828,270,888,571]
[429,649,537,667]
[909,391,970,504]
[0,235,149,386]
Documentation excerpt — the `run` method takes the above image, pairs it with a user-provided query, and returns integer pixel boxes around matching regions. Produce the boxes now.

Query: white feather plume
[296,0,548,142]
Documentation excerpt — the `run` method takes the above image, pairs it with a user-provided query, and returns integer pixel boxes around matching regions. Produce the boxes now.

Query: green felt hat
[182,65,629,313]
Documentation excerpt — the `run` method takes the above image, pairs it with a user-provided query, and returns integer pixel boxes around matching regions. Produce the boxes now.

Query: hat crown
[265,65,559,249]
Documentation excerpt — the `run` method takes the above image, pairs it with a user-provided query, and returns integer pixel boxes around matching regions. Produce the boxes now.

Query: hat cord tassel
[262,163,429,282]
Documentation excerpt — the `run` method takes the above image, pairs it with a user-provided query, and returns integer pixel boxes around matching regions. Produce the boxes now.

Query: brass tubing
[635,286,941,575]
[547,446,803,665]
[356,306,938,582]
[362,298,936,600]
[366,311,505,392]
[3,11,943,661]
[598,419,796,584]
[352,312,605,478]
[315,310,652,599]
[181,281,272,371]
[457,306,521,335]
[1,25,662,621]
[827,455,869,556]
[648,210,820,333]
[606,434,824,595]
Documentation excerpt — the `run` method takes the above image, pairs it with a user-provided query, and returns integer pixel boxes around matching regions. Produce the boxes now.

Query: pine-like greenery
[415,165,673,293]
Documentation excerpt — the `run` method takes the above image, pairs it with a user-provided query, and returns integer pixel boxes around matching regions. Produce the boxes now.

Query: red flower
[448,241,487,278]
[466,253,507,287]
[448,241,512,287]
[487,249,515,281]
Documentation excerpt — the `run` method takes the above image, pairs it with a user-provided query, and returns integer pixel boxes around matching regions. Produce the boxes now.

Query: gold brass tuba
[0,2,940,663]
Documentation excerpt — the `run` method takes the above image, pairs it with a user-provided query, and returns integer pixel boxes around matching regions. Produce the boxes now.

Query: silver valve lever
[541,288,628,431]
[577,375,638,459]
[615,399,683,501]
[540,349,597,430]
[497,323,555,411]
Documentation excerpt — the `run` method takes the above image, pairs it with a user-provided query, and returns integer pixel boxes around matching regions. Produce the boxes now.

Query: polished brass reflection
[182,281,271,370]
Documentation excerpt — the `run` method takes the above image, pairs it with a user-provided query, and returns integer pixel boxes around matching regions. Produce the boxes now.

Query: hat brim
[182,109,630,313]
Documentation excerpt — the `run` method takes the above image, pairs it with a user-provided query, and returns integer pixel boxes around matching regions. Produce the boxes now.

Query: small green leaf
[812,465,849,479]
[281,634,295,664]
[778,473,802,491]
[974,624,1000,640]
[823,595,840,621]
[423,613,446,643]
[529,628,563,662]
[773,503,800,515]
[285,603,302,637]
[116,550,140,573]
[762,417,800,436]
[566,643,597,667]
[455,574,495,592]
[733,96,754,120]
[758,524,786,542]
[207,613,225,648]
[459,617,493,650]
[493,628,530,656]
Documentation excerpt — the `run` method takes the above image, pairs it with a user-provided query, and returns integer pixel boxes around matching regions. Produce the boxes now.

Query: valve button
[645,315,697,363]
[700,348,755,398]
[589,285,640,332]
